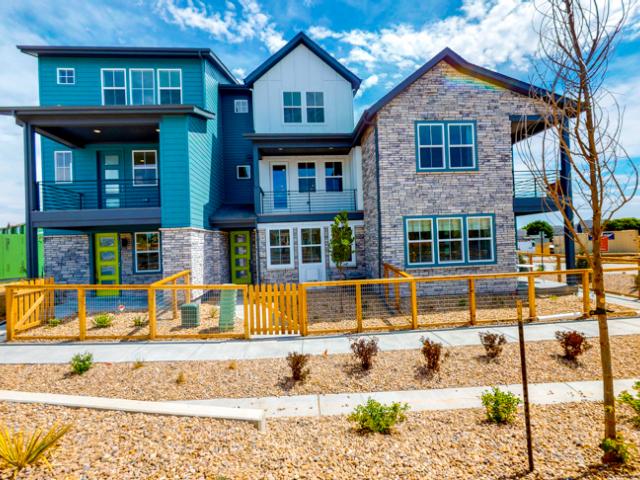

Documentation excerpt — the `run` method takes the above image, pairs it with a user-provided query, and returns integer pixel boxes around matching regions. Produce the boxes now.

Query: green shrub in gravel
[618,381,640,427]
[92,313,113,328]
[348,398,409,434]
[481,387,521,424]
[46,318,61,328]
[69,352,93,375]
[600,434,636,464]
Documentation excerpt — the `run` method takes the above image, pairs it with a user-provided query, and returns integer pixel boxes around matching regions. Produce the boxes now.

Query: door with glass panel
[298,227,325,282]
[94,233,120,296]
[271,163,288,210]
[230,231,252,284]
[99,151,123,209]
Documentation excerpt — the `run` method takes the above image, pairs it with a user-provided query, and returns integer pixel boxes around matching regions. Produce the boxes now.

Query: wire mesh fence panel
[473,277,522,324]
[415,279,471,327]
[304,284,357,334]
[82,287,150,340]
[12,286,77,340]
[604,269,640,299]
[361,281,412,331]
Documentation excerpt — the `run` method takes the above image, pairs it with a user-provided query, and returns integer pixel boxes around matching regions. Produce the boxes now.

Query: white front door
[298,227,326,282]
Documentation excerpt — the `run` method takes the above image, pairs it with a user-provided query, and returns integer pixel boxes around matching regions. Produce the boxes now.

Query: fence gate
[247,283,301,335]
[6,278,54,339]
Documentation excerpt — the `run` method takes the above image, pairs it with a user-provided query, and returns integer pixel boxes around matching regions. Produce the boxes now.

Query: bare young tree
[516,0,639,461]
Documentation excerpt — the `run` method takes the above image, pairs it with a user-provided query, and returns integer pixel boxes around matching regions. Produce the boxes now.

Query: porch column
[560,118,576,279]
[23,122,39,278]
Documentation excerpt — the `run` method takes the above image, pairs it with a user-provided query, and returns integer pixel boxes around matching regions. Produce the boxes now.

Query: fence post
[172,278,178,320]
[556,256,562,283]
[148,287,157,340]
[355,283,363,333]
[468,278,476,325]
[582,271,591,315]
[527,274,536,321]
[637,260,640,300]
[242,286,250,340]
[5,286,14,341]
[383,265,390,303]
[78,288,86,341]
[410,279,418,330]
[299,284,308,336]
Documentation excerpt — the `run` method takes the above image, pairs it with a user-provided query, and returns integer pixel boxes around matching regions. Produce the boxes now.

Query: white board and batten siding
[252,44,355,134]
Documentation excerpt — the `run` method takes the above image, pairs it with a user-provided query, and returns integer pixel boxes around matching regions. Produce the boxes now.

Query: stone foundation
[43,235,91,284]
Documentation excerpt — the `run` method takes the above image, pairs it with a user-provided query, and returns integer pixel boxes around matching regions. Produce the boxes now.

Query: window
[54,151,73,183]
[130,69,155,105]
[158,69,182,104]
[101,69,127,105]
[406,218,434,266]
[325,161,343,192]
[300,228,322,264]
[416,121,477,171]
[283,91,302,123]
[234,99,249,113]
[236,165,251,179]
[297,162,316,192]
[306,92,324,123]
[134,232,161,273]
[437,218,464,263]
[57,68,75,85]
[267,229,293,268]
[132,150,158,186]
[467,216,494,262]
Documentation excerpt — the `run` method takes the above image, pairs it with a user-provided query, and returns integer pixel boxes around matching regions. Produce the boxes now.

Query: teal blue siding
[159,115,190,227]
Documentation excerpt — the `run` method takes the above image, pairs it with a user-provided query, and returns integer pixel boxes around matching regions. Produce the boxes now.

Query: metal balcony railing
[513,170,560,198]
[38,180,160,211]
[259,189,357,214]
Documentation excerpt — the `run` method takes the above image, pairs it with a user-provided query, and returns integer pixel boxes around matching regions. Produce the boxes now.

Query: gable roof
[17,45,238,85]
[244,32,361,91]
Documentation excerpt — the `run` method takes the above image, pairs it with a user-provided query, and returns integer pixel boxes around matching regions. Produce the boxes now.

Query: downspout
[374,124,382,279]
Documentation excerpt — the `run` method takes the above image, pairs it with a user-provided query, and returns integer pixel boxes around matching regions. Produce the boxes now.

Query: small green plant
[457,298,467,307]
[348,398,409,434]
[286,352,310,383]
[176,371,186,385]
[536,264,545,272]
[600,434,636,464]
[210,308,219,320]
[555,330,591,360]
[132,358,145,370]
[69,352,93,375]
[46,318,61,328]
[481,387,521,424]
[479,332,507,359]
[92,313,113,329]
[350,337,379,371]
[549,295,558,301]
[618,381,640,427]
[0,422,72,478]
[132,316,146,327]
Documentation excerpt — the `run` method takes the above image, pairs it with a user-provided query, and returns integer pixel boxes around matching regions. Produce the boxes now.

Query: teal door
[100,151,124,208]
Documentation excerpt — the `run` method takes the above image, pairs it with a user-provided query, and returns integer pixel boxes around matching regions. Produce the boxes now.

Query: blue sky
[0,0,638,225]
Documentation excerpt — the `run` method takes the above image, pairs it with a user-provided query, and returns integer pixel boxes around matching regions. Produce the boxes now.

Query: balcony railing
[259,189,357,214]
[513,170,560,198]
[38,180,160,211]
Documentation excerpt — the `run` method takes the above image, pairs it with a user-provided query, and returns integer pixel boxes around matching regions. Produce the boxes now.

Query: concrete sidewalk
[0,316,639,365]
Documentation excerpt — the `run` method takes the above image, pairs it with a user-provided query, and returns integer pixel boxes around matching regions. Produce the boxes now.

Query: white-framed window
[132,150,158,186]
[236,165,251,179]
[57,68,75,85]
[329,227,356,268]
[267,228,293,269]
[101,68,127,105]
[306,92,324,123]
[134,232,161,273]
[157,69,182,104]
[437,217,464,263]
[234,99,249,113]
[448,123,476,169]
[297,162,316,192]
[406,218,434,266]
[130,69,155,105]
[283,91,302,123]
[54,151,73,183]
[467,216,494,262]
[416,123,445,170]
[325,161,343,192]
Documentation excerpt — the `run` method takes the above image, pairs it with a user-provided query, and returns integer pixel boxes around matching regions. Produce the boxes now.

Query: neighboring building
[0,224,43,280]
[1,32,573,288]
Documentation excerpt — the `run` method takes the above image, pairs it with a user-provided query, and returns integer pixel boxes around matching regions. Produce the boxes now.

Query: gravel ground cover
[1,335,638,401]
[605,272,639,297]
[0,401,638,479]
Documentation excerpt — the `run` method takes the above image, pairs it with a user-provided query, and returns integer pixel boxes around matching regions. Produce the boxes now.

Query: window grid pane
[437,218,464,263]
[158,70,182,104]
[135,232,161,272]
[407,219,433,264]
[132,151,158,186]
[269,229,292,266]
[131,70,154,105]
[283,92,302,123]
[448,124,475,168]
[58,69,75,84]
[102,69,126,105]
[298,162,316,193]
[325,161,343,192]
[417,124,445,169]
[467,217,494,261]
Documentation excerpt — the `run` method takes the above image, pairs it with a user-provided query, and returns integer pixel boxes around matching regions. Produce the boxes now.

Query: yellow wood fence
[5,278,54,339]
[247,283,302,335]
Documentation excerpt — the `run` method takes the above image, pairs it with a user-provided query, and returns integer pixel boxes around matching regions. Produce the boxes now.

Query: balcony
[513,170,561,214]
[259,189,357,215]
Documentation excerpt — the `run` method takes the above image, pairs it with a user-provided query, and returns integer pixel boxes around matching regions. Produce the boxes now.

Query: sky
[0,0,638,227]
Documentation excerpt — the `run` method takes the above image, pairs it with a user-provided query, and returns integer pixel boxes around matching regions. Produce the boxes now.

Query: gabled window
[234,99,249,113]
[267,228,293,269]
[54,151,73,183]
[101,69,127,105]
[325,161,343,192]
[416,121,477,172]
[283,91,302,123]
[132,150,158,186]
[297,162,316,192]
[130,69,155,105]
[157,69,182,104]
[306,92,324,123]
[134,232,161,273]
[57,68,75,85]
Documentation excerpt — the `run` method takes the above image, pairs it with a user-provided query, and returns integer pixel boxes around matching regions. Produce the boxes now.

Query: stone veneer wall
[361,128,380,279]
[361,61,545,294]
[43,235,91,284]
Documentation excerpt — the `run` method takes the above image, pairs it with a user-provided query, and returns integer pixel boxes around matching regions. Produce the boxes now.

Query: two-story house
[2,32,573,291]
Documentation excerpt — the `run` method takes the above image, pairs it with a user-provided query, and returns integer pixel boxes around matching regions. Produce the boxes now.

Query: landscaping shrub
[420,337,443,373]
[69,352,93,375]
[350,337,379,371]
[479,332,507,359]
[286,352,310,383]
[618,381,640,427]
[176,371,186,385]
[600,434,636,464]
[132,358,145,370]
[0,422,71,478]
[46,318,61,328]
[481,387,521,424]
[348,398,409,434]
[132,316,146,327]
[92,313,113,329]
[228,360,238,370]
[555,330,591,360]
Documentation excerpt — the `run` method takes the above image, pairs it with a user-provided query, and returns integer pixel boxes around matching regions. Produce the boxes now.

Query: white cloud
[232,67,247,78]
[354,74,381,98]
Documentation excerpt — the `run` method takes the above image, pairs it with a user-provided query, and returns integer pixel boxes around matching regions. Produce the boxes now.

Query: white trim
[305,91,325,124]
[436,217,465,264]
[56,67,75,85]
[131,150,158,187]
[129,68,155,105]
[134,231,162,273]
[157,68,183,104]
[405,217,435,266]
[266,227,294,270]
[416,123,446,170]
[236,165,251,180]
[54,151,73,184]
[298,226,326,282]
[447,122,476,170]
[234,99,249,113]
[257,220,363,230]
[466,215,494,263]
[100,68,127,105]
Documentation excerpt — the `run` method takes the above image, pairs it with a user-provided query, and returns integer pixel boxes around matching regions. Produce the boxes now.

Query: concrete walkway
[0,316,639,365]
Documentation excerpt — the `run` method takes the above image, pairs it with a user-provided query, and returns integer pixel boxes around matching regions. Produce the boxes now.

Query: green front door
[230,231,252,284]
[94,233,120,296]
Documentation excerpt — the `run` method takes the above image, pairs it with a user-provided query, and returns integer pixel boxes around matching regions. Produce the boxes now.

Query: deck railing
[259,189,357,214]
[513,170,559,198]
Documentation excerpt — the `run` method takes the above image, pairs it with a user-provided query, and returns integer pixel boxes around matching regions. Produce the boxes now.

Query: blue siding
[159,115,190,227]
[221,91,254,205]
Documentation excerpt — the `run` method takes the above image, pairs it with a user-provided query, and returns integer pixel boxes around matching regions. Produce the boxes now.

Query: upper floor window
[325,161,343,192]
[101,69,127,105]
[54,151,73,183]
[306,92,324,123]
[132,150,158,186]
[416,121,477,172]
[57,68,75,85]
[283,91,302,123]
[130,69,155,105]
[234,99,249,113]
[298,162,316,192]
[158,69,182,104]
[236,165,251,179]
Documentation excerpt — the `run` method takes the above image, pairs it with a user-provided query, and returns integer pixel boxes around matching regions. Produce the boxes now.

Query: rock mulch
[0,401,638,479]
[1,335,638,402]
[605,272,639,297]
